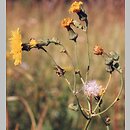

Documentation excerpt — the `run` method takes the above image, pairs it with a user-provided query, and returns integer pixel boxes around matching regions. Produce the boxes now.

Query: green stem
[63,77,90,120]
[74,41,79,93]
[106,125,110,130]
[63,75,73,93]
[93,74,112,112]
[75,95,90,120]
[92,73,123,117]
[60,44,76,92]
[98,107,110,129]
[85,29,90,81]
[83,119,91,130]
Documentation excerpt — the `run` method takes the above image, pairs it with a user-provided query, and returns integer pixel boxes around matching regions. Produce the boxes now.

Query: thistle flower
[69,1,83,13]
[93,45,104,55]
[29,38,37,47]
[61,18,73,28]
[10,28,22,65]
[83,80,103,97]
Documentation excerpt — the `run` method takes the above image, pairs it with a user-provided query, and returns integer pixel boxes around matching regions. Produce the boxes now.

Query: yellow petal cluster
[61,18,73,28]
[69,1,83,13]
[10,28,22,65]
[29,38,37,47]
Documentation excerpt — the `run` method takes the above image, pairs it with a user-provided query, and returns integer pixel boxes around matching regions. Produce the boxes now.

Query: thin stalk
[106,125,110,130]
[90,95,93,113]
[98,107,110,130]
[40,47,58,66]
[93,74,112,112]
[74,41,79,93]
[62,76,90,120]
[60,44,76,92]
[75,95,90,120]
[83,119,91,130]
[74,41,79,69]
[77,71,85,85]
[92,73,123,117]
[7,96,37,130]
[60,44,85,86]
[63,75,73,93]
[87,97,91,112]
[85,29,90,82]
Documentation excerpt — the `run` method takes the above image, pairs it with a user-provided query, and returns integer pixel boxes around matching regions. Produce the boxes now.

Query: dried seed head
[93,45,104,55]
[54,65,66,77]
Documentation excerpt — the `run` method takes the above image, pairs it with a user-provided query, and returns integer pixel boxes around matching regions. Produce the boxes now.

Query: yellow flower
[69,1,83,13]
[10,28,22,65]
[61,18,73,28]
[29,38,37,47]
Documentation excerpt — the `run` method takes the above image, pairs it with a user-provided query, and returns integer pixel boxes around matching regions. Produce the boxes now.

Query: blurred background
[6,0,125,130]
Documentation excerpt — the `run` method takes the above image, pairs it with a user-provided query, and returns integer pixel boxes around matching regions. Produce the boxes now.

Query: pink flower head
[83,80,102,97]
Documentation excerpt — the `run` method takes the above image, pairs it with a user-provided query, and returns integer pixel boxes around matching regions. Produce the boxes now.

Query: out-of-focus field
[6,0,125,130]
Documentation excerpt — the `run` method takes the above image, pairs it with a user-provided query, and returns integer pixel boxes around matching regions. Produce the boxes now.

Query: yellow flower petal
[61,18,73,28]
[10,28,22,65]
[29,38,37,47]
[69,1,83,13]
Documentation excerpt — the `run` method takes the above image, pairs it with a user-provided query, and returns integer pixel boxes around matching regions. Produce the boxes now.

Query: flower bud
[93,45,104,55]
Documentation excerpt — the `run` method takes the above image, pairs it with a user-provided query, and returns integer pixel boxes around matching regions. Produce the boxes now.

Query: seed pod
[105,57,113,65]
[109,51,119,61]
[106,65,114,73]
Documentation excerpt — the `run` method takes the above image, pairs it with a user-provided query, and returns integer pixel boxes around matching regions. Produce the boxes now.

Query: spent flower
[10,28,22,65]
[83,80,103,97]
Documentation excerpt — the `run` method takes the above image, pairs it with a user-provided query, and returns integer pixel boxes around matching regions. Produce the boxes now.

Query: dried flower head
[54,65,66,77]
[83,80,103,97]
[29,38,37,47]
[69,1,83,13]
[10,28,22,65]
[93,45,104,55]
[61,18,73,28]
